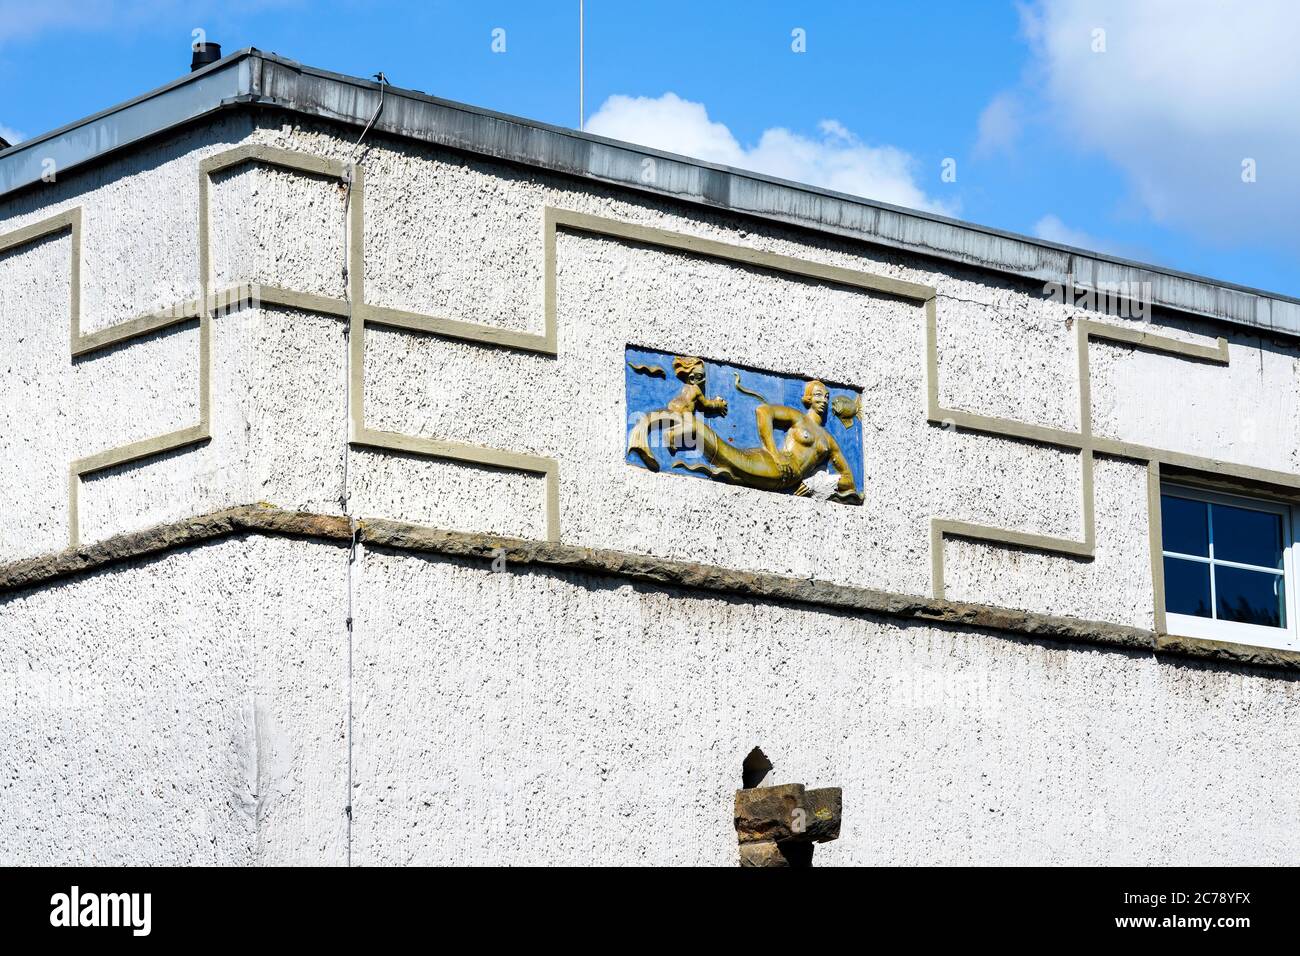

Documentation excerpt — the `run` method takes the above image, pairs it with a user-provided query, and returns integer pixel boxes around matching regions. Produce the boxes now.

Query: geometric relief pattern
[3,144,1294,643]
[2,145,561,548]
[926,299,1300,635]
[0,153,935,550]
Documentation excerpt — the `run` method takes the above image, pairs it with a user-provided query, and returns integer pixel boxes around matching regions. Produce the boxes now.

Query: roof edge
[2,48,1298,338]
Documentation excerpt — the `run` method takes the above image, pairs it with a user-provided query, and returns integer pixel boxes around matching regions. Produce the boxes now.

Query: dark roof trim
[3,48,1298,338]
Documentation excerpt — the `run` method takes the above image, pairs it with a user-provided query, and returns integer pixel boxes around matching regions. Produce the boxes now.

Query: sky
[1,0,1297,296]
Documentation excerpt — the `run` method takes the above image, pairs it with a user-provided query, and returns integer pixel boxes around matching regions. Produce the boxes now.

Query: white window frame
[1161,483,1299,651]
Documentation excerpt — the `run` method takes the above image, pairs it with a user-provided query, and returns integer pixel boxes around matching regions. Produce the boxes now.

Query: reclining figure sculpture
[627,355,863,504]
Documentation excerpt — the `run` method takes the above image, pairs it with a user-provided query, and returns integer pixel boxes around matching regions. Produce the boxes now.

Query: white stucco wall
[350,543,1300,866]
[0,536,347,865]
[4,111,1300,865]
[5,117,1293,623]
[3,536,1296,866]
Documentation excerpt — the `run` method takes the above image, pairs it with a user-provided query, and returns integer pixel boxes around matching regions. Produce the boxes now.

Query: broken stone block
[734,783,806,844]
[738,840,788,867]
[802,787,842,843]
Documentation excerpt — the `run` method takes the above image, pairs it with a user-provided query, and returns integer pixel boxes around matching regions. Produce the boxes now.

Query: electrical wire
[341,69,386,868]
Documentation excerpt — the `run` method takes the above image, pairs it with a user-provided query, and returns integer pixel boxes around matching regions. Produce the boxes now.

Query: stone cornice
[3,504,1297,676]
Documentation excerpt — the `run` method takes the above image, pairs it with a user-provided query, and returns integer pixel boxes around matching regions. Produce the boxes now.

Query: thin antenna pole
[579,0,584,129]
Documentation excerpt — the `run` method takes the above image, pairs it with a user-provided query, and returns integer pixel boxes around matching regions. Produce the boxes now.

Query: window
[1161,484,1298,649]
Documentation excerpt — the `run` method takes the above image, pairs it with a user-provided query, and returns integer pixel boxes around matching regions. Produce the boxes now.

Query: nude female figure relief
[626,355,863,504]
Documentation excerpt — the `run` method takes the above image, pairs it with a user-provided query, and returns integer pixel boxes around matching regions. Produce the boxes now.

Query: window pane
[1164,557,1212,618]
[1212,503,1283,569]
[1215,565,1285,628]
[1161,495,1209,557]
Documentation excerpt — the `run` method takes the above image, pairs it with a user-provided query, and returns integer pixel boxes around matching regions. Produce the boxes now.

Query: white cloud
[586,92,953,214]
[0,124,23,145]
[1032,214,1095,249]
[1033,213,1158,262]
[0,1,168,45]
[587,93,740,165]
[1017,0,1300,246]
[974,91,1021,157]
[0,0,299,47]
[0,2,85,45]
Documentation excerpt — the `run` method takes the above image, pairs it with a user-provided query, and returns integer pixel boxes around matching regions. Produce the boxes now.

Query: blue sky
[1,1,1296,296]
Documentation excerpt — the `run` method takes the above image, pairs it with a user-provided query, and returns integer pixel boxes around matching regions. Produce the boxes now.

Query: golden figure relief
[627,355,864,504]
[831,394,860,429]
[625,360,666,377]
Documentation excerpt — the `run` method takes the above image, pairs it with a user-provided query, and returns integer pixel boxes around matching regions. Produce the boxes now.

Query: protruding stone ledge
[3,504,1299,675]
[0,505,352,593]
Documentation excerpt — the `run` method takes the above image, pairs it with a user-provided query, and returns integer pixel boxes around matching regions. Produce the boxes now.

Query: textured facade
[3,52,1300,865]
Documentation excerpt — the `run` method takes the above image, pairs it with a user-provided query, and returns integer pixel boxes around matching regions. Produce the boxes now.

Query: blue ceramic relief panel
[623,345,864,493]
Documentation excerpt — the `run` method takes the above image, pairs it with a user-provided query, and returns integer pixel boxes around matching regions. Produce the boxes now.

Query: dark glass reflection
[1216,566,1285,628]
[1164,557,1211,619]
[1212,503,1283,569]
[1161,495,1209,557]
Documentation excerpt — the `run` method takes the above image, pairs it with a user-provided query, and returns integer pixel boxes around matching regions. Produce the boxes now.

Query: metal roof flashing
[2,47,1297,339]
